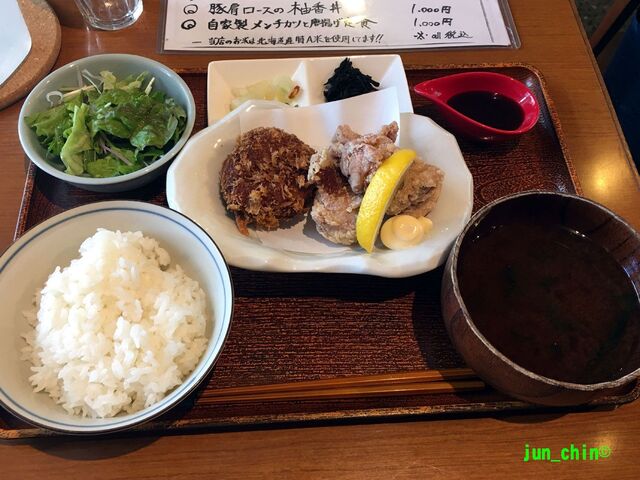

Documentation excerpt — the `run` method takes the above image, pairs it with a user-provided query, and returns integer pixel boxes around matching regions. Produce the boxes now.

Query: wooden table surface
[1,1,639,478]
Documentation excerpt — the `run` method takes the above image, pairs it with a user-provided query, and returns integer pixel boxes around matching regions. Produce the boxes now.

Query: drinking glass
[73,0,143,30]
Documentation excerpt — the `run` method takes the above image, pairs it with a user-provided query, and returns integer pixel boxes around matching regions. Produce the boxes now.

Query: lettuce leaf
[26,70,188,178]
[116,72,147,92]
[25,103,68,138]
[60,104,92,175]
[137,146,165,165]
[25,95,81,156]
[92,89,184,150]
[129,108,178,150]
[96,71,146,93]
[100,70,117,90]
[85,155,140,177]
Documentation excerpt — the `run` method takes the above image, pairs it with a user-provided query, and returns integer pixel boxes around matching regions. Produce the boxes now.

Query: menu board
[162,0,519,51]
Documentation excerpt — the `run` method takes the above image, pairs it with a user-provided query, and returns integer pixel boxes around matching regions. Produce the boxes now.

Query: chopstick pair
[199,368,484,404]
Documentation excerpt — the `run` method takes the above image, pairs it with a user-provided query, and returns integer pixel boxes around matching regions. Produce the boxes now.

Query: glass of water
[73,0,143,30]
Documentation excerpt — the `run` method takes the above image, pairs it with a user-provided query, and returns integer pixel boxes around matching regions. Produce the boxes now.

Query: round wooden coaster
[0,0,61,110]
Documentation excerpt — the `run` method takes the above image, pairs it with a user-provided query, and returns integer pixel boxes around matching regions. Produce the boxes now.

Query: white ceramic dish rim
[17,54,196,186]
[167,103,474,278]
[0,201,234,434]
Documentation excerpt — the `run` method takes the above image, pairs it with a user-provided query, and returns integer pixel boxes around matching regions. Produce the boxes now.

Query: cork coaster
[0,0,61,110]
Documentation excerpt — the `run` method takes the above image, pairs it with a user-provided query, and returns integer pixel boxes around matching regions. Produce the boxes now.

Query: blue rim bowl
[0,201,233,434]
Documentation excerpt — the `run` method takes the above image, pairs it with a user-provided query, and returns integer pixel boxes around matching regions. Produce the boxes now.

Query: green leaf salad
[25,70,187,178]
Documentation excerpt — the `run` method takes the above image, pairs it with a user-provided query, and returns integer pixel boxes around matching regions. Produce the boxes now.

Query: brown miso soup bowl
[442,191,640,406]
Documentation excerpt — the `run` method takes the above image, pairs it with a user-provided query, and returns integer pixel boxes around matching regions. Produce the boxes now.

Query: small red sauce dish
[414,72,540,142]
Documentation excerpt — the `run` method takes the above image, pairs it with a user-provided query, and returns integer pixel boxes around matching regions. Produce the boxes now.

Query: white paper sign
[239,88,400,254]
[163,0,514,51]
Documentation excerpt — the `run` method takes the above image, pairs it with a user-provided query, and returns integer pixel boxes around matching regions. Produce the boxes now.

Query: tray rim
[3,383,639,439]
[6,62,632,441]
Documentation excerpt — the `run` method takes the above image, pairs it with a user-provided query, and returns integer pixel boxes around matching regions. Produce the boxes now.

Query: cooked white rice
[22,229,208,418]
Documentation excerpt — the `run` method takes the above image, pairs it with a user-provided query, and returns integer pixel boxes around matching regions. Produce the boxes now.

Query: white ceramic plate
[167,105,473,278]
[207,54,413,124]
[0,0,31,87]
[0,201,233,434]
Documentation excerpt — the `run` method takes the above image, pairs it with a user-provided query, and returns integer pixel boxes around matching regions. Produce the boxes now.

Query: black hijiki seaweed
[323,58,381,102]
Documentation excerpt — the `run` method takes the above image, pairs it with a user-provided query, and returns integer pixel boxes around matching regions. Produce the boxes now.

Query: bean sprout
[45,91,64,107]
[81,69,104,94]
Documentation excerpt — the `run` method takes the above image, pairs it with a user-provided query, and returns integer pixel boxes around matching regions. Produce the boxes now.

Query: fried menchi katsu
[220,127,315,235]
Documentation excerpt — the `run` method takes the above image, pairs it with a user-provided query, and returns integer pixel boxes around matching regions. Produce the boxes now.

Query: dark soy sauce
[458,223,640,384]
[447,91,525,131]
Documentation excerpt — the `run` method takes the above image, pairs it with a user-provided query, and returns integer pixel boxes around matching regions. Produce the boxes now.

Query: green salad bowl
[18,54,195,193]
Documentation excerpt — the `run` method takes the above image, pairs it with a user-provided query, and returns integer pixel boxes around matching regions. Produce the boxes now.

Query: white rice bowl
[22,229,209,418]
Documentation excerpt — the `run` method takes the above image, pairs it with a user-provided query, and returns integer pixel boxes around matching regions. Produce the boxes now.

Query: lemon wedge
[356,149,416,253]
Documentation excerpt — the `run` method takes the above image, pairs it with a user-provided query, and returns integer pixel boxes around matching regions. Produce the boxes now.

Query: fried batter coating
[387,161,445,217]
[220,127,315,235]
[330,122,399,194]
[308,149,361,245]
[308,122,445,246]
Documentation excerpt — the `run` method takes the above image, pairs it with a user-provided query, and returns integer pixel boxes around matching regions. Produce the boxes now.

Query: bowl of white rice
[0,201,233,434]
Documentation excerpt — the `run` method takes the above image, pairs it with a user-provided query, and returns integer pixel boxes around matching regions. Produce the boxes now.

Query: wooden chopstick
[199,368,484,404]
[204,368,476,397]
[200,380,486,404]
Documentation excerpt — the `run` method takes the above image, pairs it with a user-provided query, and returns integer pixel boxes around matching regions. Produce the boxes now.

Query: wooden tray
[3,64,638,439]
